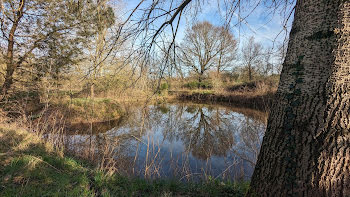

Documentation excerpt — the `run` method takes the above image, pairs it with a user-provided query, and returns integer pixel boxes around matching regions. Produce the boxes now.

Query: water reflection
[179,106,235,160]
[63,103,266,181]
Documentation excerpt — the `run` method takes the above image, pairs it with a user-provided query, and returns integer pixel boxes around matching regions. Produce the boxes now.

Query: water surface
[64,102,267,181]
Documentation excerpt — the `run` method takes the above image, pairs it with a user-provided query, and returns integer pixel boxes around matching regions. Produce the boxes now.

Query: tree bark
[248,0,350,196]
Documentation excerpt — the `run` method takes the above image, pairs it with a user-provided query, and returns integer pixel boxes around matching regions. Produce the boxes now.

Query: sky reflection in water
[65,103,266,181]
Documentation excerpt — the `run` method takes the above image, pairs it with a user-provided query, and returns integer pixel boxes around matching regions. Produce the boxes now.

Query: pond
[62,102,267,181]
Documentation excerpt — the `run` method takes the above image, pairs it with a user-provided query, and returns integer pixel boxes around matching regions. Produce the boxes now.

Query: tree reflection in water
[62,103,267,181]
[179,106,235,160]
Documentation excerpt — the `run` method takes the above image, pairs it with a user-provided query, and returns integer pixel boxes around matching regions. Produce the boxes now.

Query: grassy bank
[168,80,276,112]
[0,124,249,196]
[174,91,274,112]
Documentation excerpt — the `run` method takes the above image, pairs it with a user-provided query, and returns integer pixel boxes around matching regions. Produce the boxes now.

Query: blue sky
[120,0,295,50]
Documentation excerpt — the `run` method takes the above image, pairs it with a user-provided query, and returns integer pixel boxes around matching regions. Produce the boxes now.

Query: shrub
[156,83,170,94]
[184,81,213,89]
[160,83,169,91]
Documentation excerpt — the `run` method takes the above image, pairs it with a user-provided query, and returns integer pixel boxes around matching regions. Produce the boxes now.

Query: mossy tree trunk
[249,0,350,196]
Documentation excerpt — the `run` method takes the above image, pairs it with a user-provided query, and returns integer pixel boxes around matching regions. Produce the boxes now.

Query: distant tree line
[174,21,286,85]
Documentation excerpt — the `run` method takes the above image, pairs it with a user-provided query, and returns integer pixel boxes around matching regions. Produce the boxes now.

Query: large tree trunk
[248,0,350,196]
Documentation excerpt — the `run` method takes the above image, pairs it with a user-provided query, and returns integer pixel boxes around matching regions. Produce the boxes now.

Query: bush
[184,81,213,89]
[156,83,170,94]
[160,83,169,91]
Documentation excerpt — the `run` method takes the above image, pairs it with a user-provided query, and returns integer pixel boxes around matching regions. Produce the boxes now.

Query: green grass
[0,125,249,196]
[92,173,249,197]
[0,127,93,197]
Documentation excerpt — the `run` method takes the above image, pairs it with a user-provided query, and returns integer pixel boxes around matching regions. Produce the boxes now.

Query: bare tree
[242,37,262,81]
[255,44,288,76]
[258,47,274,76]
[123,0,268,82]
[178,21,237,83]
[241,36,263,81]
[216,26,238,75]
